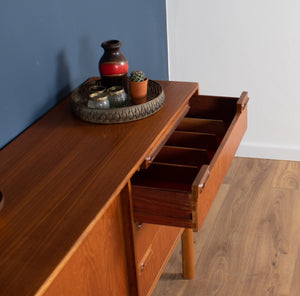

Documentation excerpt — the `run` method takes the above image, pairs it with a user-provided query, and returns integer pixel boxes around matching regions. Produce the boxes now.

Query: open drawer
[131,92,249,231]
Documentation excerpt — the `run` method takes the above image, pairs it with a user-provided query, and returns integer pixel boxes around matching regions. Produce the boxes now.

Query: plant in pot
[129,70,148,104]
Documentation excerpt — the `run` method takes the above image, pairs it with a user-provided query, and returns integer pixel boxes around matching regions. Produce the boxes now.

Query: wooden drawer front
[134,223,182,296]
[134,223,161,263]
[131,92,248,231]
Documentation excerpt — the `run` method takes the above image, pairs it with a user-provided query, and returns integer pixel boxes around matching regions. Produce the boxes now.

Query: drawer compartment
[131,92,248,231]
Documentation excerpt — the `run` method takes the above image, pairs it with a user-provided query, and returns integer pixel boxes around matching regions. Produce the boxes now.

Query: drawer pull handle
[237,91,249,113]
[0,192,4,211]
[137,223,143,230]
[139,246,153,273]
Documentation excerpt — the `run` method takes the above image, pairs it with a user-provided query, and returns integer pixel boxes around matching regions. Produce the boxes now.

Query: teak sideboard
[0,79,248,296]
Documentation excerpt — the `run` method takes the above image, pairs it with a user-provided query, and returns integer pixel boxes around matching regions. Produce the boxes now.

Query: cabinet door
[39,196,130,296]
[131,92,249,231]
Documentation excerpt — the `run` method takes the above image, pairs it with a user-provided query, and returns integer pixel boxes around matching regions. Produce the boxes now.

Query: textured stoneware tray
[71,79,165,124]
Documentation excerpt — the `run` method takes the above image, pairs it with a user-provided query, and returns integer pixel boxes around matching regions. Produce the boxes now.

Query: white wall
[166,0,300,161]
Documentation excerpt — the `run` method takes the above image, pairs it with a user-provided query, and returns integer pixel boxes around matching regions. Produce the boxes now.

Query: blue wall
[0,0,168,148]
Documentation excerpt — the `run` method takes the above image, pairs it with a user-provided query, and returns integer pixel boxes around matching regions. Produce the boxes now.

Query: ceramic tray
[71,80,165,124]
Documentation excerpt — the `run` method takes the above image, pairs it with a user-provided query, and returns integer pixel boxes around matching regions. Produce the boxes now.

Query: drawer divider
[141,104,190,169]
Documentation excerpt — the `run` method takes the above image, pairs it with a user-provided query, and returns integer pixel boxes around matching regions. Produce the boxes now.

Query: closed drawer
[131,92,249,231]
[134,223,161,263]
[134,223,182,296]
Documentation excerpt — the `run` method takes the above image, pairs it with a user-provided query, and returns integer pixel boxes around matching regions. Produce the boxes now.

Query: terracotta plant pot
[130,78,148,104]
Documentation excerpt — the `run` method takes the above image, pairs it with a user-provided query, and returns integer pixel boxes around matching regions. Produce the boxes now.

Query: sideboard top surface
[0,79,198,295]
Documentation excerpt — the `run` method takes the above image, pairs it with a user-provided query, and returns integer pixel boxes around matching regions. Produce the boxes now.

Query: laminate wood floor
[152,157,300,296]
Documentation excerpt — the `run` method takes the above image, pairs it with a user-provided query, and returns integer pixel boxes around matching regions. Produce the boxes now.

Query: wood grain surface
[152,157,300,296]
[39,194,130,296]
[135,224,183,296]
[0,79,198,295]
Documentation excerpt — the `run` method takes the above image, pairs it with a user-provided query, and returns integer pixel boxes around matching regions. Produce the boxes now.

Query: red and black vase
[99,40,128,89]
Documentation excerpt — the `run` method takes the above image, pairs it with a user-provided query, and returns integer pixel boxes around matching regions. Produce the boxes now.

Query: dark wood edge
[119,182,139,296]
[0,192,3,212]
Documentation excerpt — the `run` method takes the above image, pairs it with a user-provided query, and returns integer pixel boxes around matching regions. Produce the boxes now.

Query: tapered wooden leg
[181,228,195,279]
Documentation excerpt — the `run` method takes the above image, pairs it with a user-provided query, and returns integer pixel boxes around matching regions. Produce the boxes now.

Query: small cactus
[129,70,146,82]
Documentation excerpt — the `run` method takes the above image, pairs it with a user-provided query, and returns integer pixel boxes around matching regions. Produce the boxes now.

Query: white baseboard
[235,142,300,161]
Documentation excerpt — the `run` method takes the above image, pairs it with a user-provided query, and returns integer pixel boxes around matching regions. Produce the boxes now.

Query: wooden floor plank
[272,160,300,190]
[152,157,300,296]
[289,247,300,296]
